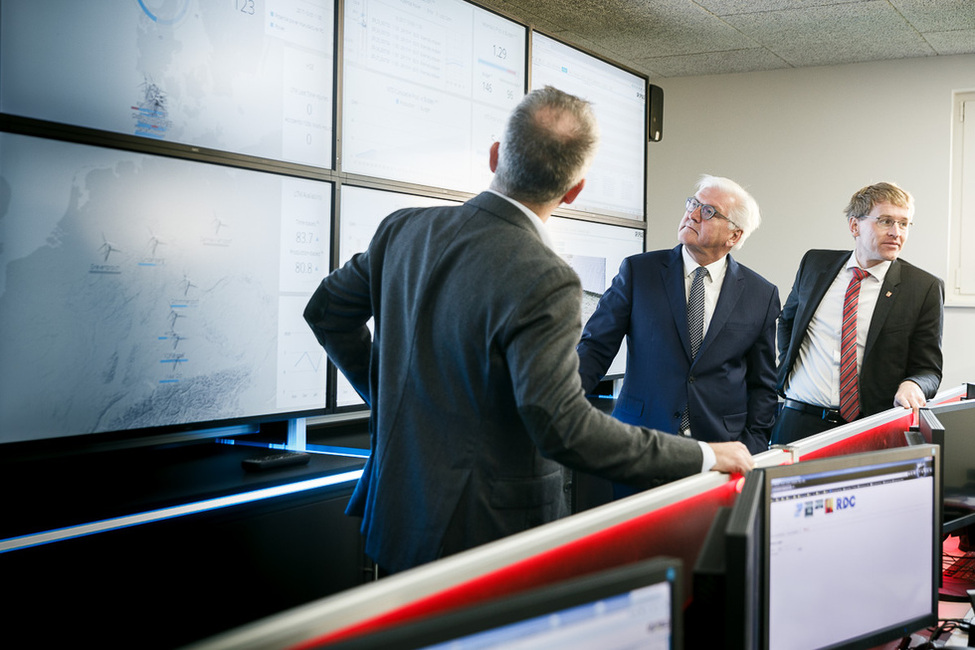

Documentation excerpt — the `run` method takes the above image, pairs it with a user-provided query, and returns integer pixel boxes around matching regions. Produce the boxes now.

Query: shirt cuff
[698,440,716,472]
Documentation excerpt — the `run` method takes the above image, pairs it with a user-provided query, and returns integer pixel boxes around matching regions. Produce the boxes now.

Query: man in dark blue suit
[577,175,780,462]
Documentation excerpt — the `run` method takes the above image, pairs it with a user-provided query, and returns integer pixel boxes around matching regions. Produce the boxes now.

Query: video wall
[0,0,650,447]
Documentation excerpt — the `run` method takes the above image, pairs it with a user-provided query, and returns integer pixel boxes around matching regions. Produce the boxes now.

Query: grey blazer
[304,191,703,573]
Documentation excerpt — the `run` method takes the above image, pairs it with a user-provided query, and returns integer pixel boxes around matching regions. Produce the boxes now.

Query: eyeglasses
[860,216,913,231]
[685,196,738,228]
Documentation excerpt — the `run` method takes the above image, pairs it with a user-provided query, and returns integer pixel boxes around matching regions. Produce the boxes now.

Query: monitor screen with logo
[762,445,940,650]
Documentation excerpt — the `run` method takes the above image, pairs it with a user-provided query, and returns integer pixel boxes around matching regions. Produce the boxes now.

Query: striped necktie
[838,268,870,422]
[681,266,708,433]
[687,266,708,359]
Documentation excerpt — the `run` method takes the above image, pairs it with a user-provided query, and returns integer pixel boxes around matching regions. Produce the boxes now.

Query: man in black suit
[304,87,753,574]
[772,182,944,445]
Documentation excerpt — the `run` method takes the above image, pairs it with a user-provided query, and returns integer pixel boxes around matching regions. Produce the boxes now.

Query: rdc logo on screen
[825,495,856,513]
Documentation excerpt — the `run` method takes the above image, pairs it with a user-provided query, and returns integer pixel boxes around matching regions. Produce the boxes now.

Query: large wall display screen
[342,0,526,192]
[549,217,644,379]
[335,185,459,407]
[0,133,332,444]
[531,32,647,221]
[0,0,335,167]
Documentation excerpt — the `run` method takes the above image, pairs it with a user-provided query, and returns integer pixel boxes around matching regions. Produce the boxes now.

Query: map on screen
[0,133,331,443]
[0,0,334,167]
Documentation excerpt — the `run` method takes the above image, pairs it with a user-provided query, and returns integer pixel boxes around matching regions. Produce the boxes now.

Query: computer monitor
[335,186,461,409]
[726,470,764,649]
[530,31,647,221]
[688,471,763,650]
[323,557,682,649]
[762,445,940,650]
[1,0,336,167]
[547,216,645,381]
[341,0,527,193]
[0,131,332,447]
[922,400,975,531]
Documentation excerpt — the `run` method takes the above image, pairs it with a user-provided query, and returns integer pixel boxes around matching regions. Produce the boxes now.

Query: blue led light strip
[0,470,363,554]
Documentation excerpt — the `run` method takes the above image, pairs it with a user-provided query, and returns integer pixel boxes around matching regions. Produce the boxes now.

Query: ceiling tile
[638,48,792,77]
[891,0,975,32]
[923,29,975,55]
[723,2,936,67]
[474,0,974,77]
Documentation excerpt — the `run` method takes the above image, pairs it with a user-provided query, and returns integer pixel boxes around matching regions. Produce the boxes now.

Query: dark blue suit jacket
[578,245,780,454]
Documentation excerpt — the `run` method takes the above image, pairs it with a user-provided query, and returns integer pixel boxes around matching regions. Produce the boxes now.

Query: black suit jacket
[776,249,944,416]
[304,192,703,573]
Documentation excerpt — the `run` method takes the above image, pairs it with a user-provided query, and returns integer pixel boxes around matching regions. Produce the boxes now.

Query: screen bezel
[0,0,652,456]
[324,557,682,650]
[761,445,941,650]
[924,400,975,533]
[725,469,764,649]
[529,29,649,223]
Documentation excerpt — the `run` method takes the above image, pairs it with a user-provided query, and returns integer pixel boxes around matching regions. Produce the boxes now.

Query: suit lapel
[793,252,849,342]
[664,246,693,359]
[697,254,744,360]
[864,259,902,355]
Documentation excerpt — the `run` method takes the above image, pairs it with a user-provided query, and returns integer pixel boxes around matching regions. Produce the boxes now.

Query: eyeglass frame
[685,196,740,230]
[857,215,913,231]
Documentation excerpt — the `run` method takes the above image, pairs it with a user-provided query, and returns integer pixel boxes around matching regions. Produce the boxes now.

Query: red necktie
[838,268,870,422]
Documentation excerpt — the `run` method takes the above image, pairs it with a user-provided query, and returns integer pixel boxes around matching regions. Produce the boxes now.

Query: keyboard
[945,554,975,582]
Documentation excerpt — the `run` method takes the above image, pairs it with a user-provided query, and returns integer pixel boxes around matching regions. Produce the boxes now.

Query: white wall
[646,53,975,394]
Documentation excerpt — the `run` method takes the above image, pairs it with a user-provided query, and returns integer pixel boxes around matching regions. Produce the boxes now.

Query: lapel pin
[886,291,892,298]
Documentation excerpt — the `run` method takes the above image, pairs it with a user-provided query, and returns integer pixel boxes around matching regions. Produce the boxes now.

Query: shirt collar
[486,189,555,250]
[681,245,728,283]
[846,251,891,282]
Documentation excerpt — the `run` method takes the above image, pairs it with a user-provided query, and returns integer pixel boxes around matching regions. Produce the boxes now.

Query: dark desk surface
[0,441,365,540]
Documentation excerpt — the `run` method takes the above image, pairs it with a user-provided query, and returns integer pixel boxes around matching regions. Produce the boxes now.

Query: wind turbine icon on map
[98,233,122,261]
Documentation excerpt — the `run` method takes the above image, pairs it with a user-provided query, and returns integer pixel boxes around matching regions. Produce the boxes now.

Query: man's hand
[708,441,755,475]
[893,380,926,410]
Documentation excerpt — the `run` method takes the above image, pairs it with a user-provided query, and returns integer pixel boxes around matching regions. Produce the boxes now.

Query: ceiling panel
[476,0,975,77]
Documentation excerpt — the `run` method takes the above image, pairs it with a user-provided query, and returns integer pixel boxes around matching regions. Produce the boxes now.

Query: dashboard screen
[531,32,647,220]
[549,217,644,378]
[0,132,332,443]
[342,0,526,191]
[0,0,335,167]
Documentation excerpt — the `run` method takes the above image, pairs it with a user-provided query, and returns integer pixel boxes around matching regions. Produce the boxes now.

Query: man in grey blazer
[304,87,753,574]
[773,182,944,445]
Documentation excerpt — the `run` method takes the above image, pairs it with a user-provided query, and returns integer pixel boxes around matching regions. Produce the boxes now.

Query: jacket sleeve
[903,274,945,399]
[775,252,809,394]
[741,283,781,454]
[303,252,374,404]
[576,258,633,395]
[510,263,703,488]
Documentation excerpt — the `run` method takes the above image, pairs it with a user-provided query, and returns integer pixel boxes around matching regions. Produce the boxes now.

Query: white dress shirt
[681,245,728,341]
[785,252,891,408]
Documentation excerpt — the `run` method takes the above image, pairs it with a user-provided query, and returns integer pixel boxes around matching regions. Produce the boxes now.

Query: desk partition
[189,384,970,650]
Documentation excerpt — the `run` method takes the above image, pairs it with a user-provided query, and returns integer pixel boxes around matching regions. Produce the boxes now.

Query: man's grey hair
[696,174,761,249]
[491,86,600,205]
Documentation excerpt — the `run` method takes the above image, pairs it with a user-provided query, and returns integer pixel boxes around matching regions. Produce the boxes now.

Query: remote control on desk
[241,451,311,472]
